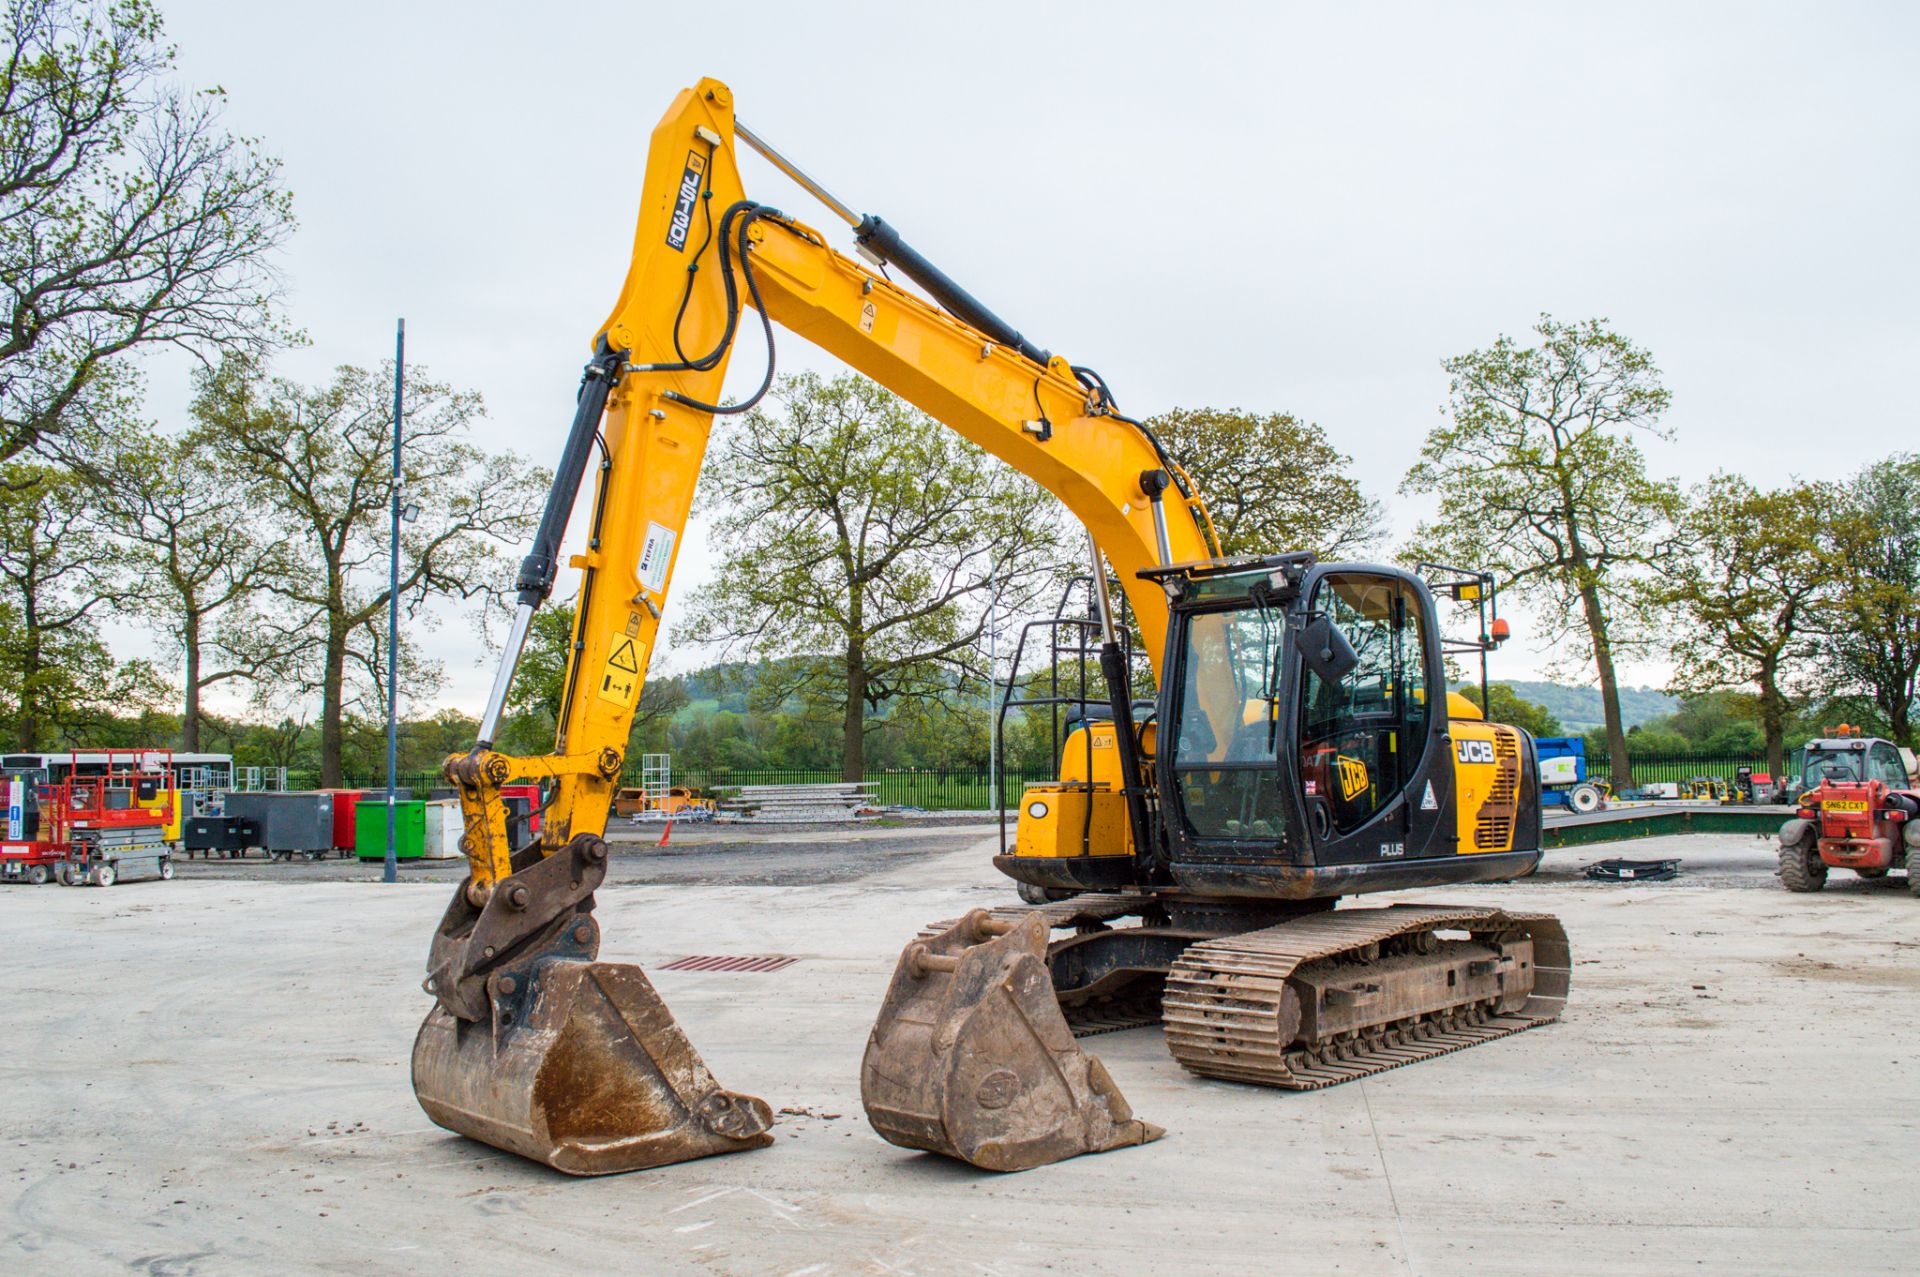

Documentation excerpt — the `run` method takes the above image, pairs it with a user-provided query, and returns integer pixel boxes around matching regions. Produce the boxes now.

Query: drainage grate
[658,955,798,973]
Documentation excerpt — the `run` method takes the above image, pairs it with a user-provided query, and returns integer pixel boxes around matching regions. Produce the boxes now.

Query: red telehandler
[1776,727,1920,893]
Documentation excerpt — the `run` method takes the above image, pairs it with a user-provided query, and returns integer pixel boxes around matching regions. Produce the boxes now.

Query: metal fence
[1608,754,1771,785]
[311,767,1048,811]
[286,753,1792,809]
[673,767,1047,811]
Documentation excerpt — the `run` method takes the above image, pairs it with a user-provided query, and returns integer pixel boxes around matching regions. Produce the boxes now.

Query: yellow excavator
[413,77,1570,1176]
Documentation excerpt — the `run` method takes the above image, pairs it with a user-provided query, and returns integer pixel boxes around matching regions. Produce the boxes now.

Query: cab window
[1803,749,1863,788]
[1870,744,1907,786]
[1171,606,1287,839]
[1297,573,1430,837]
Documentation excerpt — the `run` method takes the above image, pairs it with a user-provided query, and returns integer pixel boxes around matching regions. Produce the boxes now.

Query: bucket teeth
[861,910,1162,1172]
[413,959,774,1175]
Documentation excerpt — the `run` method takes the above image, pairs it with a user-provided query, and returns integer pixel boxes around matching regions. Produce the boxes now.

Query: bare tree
[682,372,1068,780]
[199,358,547,786]
[1,0,294,465]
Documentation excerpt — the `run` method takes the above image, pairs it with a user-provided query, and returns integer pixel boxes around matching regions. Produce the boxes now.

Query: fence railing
[283,753,1798,810]
[674,767,1046,812]
[309,767,1049,812]
[1582,748,1758,787]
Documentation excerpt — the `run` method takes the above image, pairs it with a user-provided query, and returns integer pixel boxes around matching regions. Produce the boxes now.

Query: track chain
[1161,904,1570,1090]
[910,894,1572,1090]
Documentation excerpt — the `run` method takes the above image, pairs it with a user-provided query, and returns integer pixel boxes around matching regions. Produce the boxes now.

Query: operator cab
[1795,735,1909,794]
[1146,554,1540,899]
[993,554,1542,901]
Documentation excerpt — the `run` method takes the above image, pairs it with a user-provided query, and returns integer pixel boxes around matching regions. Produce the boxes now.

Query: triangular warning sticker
[607,637,640,673]
[1421,781,1438,811]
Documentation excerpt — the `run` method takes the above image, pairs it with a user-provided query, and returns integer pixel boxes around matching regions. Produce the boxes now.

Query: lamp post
[384,320,404,884]
[985,573,1003,813]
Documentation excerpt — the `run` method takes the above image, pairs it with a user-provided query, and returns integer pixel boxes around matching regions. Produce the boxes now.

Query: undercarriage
[861,891,1570,1168]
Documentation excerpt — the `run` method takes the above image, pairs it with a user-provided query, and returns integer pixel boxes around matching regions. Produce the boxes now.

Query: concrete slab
[2,832,1916,1275]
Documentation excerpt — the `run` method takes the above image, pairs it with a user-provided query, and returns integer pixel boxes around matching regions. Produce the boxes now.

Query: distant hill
[1454,680,1674,733]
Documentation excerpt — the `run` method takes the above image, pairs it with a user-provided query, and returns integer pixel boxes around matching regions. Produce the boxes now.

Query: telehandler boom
[414,78,1569,1176]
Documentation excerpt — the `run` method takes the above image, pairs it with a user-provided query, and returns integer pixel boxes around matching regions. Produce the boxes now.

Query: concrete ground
[169,820,997,887]
[3,828,1917,1275]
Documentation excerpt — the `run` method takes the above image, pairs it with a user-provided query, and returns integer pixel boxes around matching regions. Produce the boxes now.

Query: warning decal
[1421,780,1438,811]
[598,632,647,708]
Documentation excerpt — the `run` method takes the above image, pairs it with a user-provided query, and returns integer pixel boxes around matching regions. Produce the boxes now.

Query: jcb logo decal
[665,150,707,251]
[1335,755,1370,801]
[1457,740,1496,765]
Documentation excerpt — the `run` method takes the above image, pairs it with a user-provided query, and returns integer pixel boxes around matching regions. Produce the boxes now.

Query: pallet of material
[716,782,880,823]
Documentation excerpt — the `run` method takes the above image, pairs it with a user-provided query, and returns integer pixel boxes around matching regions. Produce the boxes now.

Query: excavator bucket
[861,909,1162,1172]
[411,836,773,1175]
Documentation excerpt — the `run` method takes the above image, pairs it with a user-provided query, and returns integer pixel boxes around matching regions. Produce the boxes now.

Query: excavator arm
[413,77,1212,1175]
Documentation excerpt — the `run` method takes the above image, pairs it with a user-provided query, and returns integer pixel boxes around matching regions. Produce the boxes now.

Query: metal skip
[861,909,1162,1172]
[411,835,774,1175]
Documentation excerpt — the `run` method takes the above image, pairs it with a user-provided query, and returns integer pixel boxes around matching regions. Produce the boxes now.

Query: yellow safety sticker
[598,631,646,708]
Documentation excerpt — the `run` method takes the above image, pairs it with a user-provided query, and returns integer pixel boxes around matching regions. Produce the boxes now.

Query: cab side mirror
[1301,615,1358,684]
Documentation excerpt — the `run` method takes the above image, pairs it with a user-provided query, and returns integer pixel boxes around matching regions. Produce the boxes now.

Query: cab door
[1294,570,1453,865]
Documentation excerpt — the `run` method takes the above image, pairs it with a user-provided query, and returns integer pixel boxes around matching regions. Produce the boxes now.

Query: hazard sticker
[1421,780,1438,811]
[598,632,646,708]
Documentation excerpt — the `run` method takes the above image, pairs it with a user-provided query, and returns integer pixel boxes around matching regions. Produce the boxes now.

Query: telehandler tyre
[1778,833,1827,893]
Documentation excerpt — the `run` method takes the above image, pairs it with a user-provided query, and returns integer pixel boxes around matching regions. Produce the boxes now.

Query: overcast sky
[122,1,1920,716]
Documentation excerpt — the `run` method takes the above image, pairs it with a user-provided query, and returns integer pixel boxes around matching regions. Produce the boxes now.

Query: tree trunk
[320,620,348,788]
[1757,663,1786,780]
[842,648,866,782]
[1880,654,1915,748]
[16,621,38,752]
[181,611,202,753]
[1576,578,1632,786]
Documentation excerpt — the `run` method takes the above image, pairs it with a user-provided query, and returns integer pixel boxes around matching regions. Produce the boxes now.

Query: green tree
[1,0,293,465]
[496,600,688,758]
[0,462,142,746]
[1653,475,1829,776]
[1456,682,1563,738]
[398,708,480,775]
[1147,407,1383,557]
[1644,691,1765,748]
[89,427,296,749]
[199,357,546,786]
[1403,316,1682,785]
[683,372,1067,780]
[1819,456,1920,746]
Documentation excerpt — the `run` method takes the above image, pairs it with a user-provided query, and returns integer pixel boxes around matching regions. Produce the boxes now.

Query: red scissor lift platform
[0,750,178,887]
